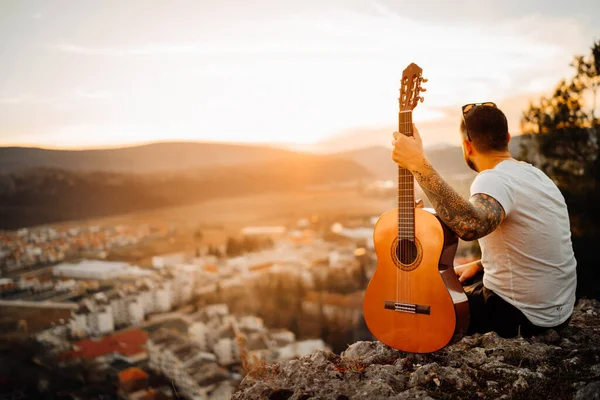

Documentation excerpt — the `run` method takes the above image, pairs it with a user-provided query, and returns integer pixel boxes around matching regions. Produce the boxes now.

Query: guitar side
[434,211,470,344]
[363,208,469,353]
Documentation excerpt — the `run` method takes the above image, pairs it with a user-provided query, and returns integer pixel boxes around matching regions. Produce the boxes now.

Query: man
[391,103,577,338]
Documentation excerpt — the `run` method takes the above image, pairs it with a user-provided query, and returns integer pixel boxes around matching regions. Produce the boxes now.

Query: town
[0,215,478,399]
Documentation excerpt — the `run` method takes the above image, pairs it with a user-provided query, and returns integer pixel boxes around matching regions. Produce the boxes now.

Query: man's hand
[454,260,483,283]
[392,124,427,172]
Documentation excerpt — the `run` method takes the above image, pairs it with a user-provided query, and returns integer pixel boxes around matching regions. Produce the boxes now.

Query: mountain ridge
[0,153,372,229]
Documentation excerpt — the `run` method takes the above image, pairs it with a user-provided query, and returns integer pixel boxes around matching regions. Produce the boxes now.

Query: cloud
[0,94,55,105]
[53,43,197,56]
[0,95,28,105]
[13,3,595,148]
[74,89,113,99]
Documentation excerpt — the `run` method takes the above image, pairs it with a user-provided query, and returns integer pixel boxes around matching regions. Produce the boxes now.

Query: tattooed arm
[391,124,506,241]
[412,160,505,241]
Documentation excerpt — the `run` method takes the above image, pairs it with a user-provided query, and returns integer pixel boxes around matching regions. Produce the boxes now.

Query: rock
[407,363,440,388]
[541,329,561,345]
[394,358,411,371]
[233,299,600,400]
[393,387,436,400]
[486,380,499,394]
[407,362,473,390]
[364,364,406,393]
[341,341,404,365]
[460,347,488,368]
[512,376,528,392]
[574,381,600,400]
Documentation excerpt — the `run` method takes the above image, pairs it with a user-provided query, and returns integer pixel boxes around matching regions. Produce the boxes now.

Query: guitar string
[400,108,411,306]
[405,109,410,306]
[400,105,414,306]
[398,84,403,307]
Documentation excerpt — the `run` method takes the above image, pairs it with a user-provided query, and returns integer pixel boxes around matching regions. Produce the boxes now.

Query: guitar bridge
[384,300,430,315]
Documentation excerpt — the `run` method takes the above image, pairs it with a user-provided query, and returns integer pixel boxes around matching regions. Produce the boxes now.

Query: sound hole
[397,239,418,265]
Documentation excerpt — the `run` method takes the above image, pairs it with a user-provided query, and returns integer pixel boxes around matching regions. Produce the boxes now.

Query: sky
[0,0,598,151]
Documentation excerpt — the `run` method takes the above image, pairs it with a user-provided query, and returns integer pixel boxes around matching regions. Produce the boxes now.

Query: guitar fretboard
[398,110,415,241]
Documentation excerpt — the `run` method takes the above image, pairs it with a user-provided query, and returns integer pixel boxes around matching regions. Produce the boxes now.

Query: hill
[0,153,372,229]
[0,138,528,229]
[339,145,476,181]
[0,142,299,174]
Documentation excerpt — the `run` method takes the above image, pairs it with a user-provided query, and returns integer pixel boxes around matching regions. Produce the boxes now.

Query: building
[127,296,145,325]
[0,278,15,292]
[109,291,129,327]
[87,305,114,336]
[188,321,211,351]
[136,279,173,315]
[151,252,187,269]
[169,265,196,306]
[59,329,148,365]
[240,226,286,236]
[213,338,240,366]
[69,294,118,338]
[69,304,91,338]
[55,279,76,292]
[147,328,234,400]
[118,367,150,393]
[53,260,132,280]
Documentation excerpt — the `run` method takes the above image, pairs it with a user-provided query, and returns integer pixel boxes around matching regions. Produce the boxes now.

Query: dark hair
[460,106,509,153]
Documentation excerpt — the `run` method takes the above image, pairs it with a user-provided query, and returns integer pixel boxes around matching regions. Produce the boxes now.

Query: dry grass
[334,357,369,374]
[46,188,393,231]
[236,333,279,382]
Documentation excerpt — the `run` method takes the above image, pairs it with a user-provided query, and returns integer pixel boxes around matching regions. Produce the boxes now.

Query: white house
[189,321,211,351]
[87,306,114,336]
[213,338,240,366]
[127,297,145,325]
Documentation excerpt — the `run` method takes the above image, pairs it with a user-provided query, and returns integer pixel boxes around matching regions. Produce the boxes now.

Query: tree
[571,41,600,123]
[519,40,600,208]
[518,40,600,298]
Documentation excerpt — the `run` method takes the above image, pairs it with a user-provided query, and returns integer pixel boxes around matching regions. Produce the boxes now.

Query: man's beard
[465,155,479,172]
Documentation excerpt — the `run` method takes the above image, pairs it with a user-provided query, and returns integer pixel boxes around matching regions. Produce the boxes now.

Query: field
[51,188,394,232]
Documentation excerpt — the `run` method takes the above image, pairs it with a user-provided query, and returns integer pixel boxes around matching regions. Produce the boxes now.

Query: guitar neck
[398,110,415,241]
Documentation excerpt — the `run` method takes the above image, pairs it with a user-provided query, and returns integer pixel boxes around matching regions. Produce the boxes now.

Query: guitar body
[363,208,469,353]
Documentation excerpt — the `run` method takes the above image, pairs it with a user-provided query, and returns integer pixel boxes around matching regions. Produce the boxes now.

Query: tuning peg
[420,88,427,92]
[421,78,428,83]
[419,97,424,103]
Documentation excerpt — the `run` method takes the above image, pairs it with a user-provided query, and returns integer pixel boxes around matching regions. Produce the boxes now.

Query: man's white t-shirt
[470,159,577,327]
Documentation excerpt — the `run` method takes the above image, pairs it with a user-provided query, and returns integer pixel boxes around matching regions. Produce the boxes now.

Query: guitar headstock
[399,63,427,111]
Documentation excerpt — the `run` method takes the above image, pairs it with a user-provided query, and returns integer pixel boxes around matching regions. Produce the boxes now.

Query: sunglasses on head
[461,102,497,141]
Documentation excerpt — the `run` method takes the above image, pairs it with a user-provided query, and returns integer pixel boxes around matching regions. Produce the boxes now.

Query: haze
[0,0,598,151]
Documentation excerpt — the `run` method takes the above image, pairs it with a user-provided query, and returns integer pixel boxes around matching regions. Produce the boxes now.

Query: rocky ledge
[233,299,600,400]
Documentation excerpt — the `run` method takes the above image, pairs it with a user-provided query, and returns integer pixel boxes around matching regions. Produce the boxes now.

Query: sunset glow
[0,0,598,151]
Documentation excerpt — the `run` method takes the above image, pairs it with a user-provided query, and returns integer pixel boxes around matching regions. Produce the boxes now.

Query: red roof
[118,367,149,383]
[61,329,148,360]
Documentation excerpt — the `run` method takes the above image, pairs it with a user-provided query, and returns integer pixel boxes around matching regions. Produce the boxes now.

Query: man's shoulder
[475,160,535,183]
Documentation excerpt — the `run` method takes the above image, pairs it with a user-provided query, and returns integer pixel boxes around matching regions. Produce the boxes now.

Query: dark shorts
[463,272,570,338]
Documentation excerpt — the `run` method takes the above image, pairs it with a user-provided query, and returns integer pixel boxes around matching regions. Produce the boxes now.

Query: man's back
[470,159,577,327]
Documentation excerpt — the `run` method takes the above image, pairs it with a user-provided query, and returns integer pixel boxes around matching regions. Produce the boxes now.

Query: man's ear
[507,132,511,144]
[463,139,474,156]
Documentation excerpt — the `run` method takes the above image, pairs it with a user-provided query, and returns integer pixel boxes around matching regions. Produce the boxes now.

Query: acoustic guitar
[363,63,470,353]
